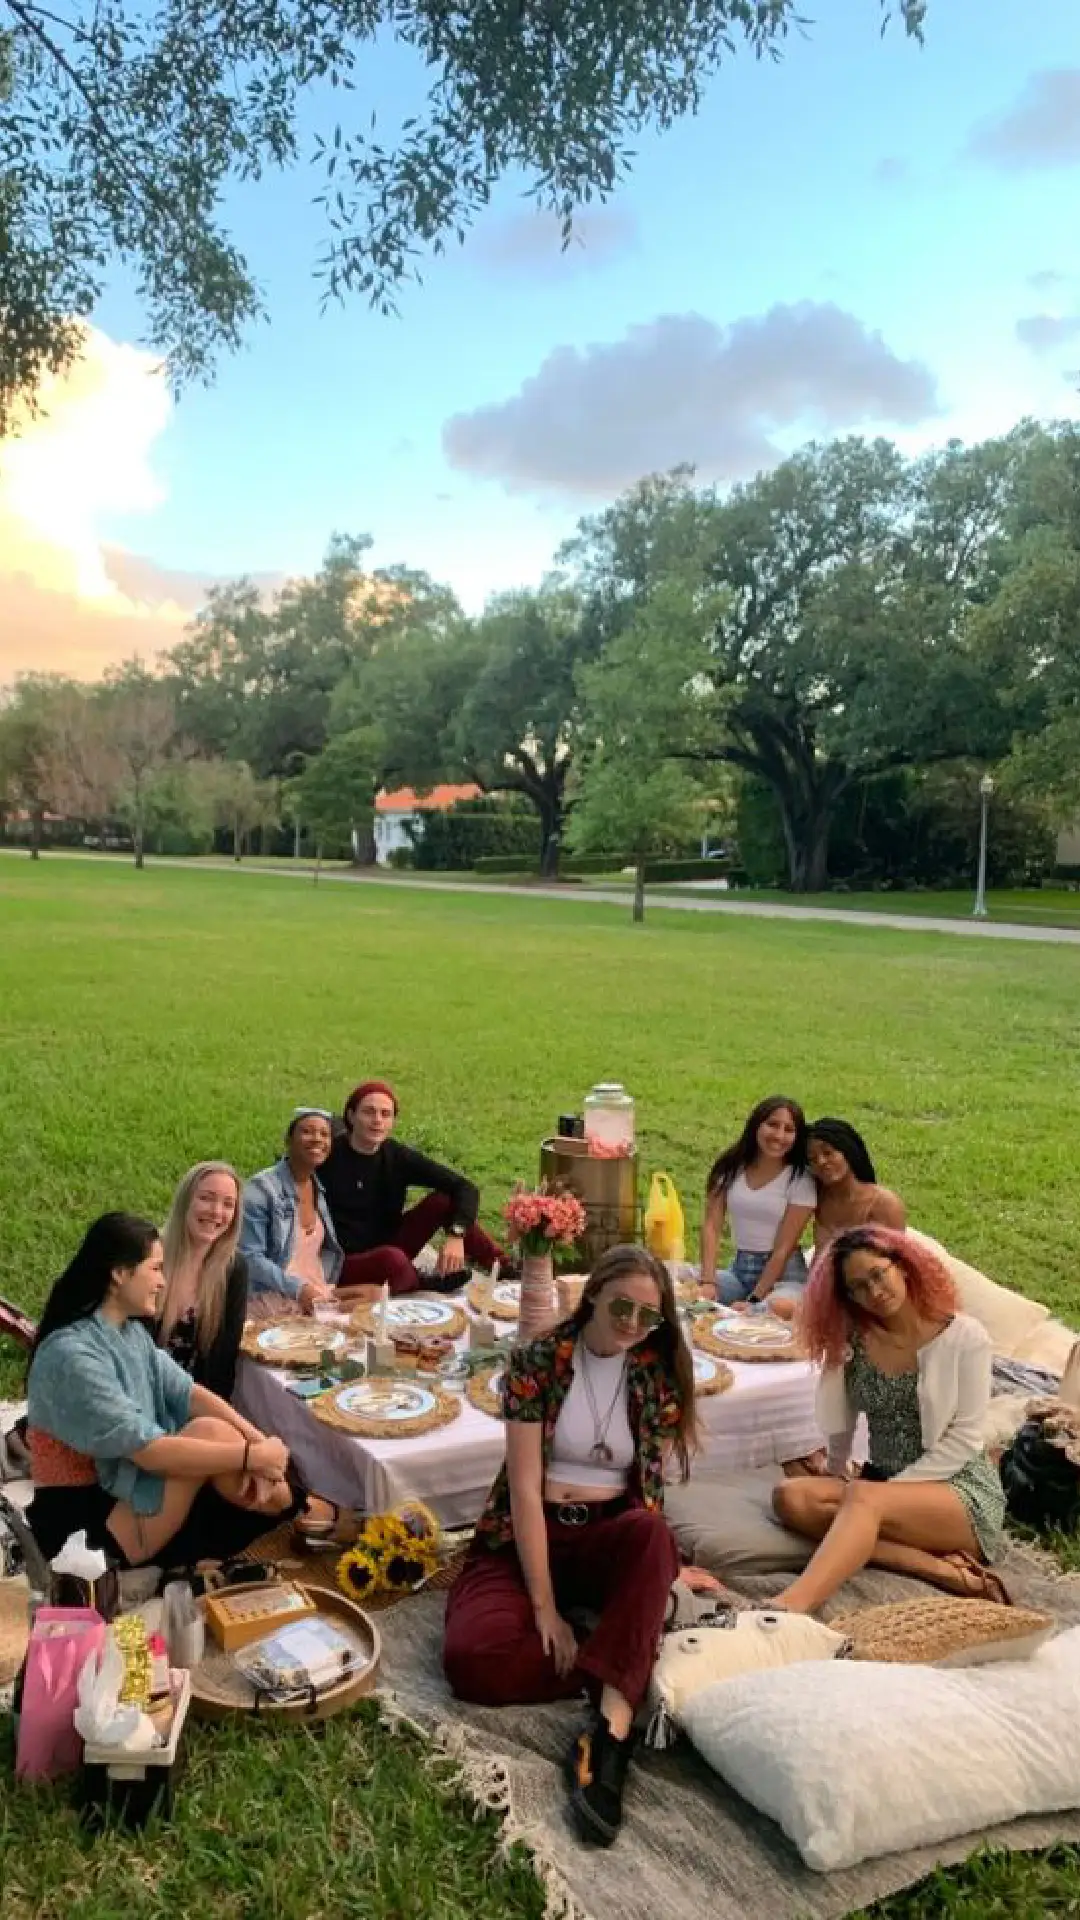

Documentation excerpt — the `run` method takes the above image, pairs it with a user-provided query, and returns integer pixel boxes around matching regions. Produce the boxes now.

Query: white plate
[693,1352,720,1386]
[714,1317,793,1350]
[490,1281,521,1310]
[382,1298,458,1330]
[258,1324,346,1354]
[335,1381,439,1421]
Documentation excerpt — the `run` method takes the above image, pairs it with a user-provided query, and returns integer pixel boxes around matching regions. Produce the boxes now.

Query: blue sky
[3,0,1080,674]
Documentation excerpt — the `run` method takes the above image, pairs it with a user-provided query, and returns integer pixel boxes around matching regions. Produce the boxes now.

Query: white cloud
[443,302,940,498]
[1015,314,1080,355]
[968,70,1080,171]
[0,329,230,680]
[470,205,639,277]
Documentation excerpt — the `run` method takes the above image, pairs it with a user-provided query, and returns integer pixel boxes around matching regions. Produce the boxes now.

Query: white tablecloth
[237,1348,825,1528]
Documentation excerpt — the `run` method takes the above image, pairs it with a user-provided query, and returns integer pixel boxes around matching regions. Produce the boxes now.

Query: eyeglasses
[843,1264,895,1305]
[607,1296,664,1332]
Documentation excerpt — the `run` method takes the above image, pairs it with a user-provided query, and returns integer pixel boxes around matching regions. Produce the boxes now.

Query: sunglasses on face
[606,1295,664,1332]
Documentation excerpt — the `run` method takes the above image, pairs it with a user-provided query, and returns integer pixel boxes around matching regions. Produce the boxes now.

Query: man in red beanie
[321,1080,505,1299]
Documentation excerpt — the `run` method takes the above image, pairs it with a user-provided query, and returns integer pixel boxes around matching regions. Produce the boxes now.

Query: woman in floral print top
[445,1245,697,1850]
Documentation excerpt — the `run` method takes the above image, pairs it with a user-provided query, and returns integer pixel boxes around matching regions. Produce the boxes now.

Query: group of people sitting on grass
[15,1081,1006,1848]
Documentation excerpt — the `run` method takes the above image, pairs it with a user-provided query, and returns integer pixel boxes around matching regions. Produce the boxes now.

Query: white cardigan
[817,1313,993,1481]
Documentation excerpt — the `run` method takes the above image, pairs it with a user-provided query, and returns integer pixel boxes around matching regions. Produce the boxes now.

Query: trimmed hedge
[473,855,536,876]
[561,853,632,875]
[642,857,731,883]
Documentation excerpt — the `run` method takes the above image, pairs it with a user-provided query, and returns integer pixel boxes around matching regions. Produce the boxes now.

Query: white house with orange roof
[373,784,483,863]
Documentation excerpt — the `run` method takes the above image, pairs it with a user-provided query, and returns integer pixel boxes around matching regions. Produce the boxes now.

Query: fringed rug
[368,1539,1080,1920]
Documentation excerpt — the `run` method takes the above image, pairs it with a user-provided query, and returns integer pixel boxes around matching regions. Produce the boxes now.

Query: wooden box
[204,1582,317,1652]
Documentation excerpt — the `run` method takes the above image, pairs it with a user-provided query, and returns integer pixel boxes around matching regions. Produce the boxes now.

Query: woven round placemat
[350,1295,467,1342]
[311,1377,463,1440]
[691,1352,735,1397]
[0,1578,29,1686]
[465,1278,519,1322]
[465,1362,505,1419]
[240,1320,350,1369]
[693,1310,805,1364]
[829,1595,1054,1665]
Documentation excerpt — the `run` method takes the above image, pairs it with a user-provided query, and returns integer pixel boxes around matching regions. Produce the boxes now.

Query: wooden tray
[189,1583,381,1723]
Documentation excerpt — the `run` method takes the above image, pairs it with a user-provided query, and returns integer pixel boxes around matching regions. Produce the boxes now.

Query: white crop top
[548,1341,633,1492]
[726,1166,816,1253]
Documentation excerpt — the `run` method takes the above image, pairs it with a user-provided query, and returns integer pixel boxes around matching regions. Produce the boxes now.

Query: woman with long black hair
[700,1095,815,1307]
[443,1245,697,1848]
[26,1212,294,1566]
[807,1117,906,1251]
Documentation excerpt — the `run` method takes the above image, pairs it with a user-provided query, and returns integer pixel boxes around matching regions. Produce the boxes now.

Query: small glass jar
[583,1082,635,1158]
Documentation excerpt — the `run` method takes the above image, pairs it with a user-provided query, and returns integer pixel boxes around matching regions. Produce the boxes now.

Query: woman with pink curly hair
[773,1226,1008,1611]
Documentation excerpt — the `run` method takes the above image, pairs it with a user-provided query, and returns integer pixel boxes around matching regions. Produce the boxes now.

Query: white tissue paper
[50,1531,108,1584]
[73,1630,147,1747]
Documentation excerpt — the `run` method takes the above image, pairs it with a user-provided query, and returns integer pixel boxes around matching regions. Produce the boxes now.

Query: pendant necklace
[579,1343,629,1464]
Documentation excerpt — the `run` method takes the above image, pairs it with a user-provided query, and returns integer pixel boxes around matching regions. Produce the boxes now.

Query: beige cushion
[829,1596,1054,1668]
[1014,1320,1078,1375]
[909,1230,1049,1359]
[665,1470,813,1577]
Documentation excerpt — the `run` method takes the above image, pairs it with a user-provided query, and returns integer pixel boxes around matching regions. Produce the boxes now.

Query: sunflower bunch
[336,1501,442,1602]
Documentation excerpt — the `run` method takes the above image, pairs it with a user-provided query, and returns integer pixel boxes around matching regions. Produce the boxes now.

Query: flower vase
[517,1249,558,1342]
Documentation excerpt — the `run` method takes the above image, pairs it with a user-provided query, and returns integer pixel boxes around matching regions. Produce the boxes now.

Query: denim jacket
[240,1158,344,1299]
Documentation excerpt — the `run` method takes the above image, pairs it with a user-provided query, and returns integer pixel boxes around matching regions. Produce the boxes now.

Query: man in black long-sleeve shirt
[322,1079,505,1299]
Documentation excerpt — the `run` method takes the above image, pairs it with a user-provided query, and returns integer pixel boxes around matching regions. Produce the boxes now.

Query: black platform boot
[566,1714,635,1846]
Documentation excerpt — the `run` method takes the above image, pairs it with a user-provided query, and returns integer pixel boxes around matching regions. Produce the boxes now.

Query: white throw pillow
[908,1230,1048,1359]
[646,1610,846,1745]
[680,1624,1079,1872]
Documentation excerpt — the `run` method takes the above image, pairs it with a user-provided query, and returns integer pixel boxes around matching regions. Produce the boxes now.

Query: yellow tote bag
[644,1173,686,1264]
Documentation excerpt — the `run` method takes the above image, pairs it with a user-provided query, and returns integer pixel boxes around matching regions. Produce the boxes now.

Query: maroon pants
[339,1191,505,1295]
[443,1504,679,1709]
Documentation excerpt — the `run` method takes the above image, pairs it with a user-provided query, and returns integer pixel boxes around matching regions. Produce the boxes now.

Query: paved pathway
[6,848,1080,944]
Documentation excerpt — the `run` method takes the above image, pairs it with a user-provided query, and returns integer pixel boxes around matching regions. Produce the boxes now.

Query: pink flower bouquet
[503,1183,587,1257]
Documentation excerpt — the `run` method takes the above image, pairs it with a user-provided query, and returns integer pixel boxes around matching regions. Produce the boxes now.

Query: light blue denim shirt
[28,1311,194,1516]
[240,1157,344,1299]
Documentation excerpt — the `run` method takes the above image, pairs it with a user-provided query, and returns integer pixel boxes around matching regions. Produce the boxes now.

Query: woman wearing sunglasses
[443,1245,697,1848]
[772,1226,1007,1611]
[240,1108,342,1314]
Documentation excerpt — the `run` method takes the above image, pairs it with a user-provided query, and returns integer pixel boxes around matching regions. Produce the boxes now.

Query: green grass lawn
[1,855,1079,1918]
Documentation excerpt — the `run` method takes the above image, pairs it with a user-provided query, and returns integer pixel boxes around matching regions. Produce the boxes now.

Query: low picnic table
[237,1292,824,1527]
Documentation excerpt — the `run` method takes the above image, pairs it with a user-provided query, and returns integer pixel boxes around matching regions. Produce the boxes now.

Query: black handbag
[1000,1417,1080,1533]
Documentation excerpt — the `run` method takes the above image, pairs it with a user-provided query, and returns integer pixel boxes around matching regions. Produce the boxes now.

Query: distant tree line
[2,421,1078,909]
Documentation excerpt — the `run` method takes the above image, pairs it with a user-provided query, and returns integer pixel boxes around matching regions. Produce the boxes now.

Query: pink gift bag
[16,1606,105,1782]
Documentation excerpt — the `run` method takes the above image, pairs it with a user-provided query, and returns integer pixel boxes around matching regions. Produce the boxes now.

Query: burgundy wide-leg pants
[443,1504,679,1709]
[339,1191,505,1294]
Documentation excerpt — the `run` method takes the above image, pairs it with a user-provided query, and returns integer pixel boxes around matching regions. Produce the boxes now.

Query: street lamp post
[973,773,994,919]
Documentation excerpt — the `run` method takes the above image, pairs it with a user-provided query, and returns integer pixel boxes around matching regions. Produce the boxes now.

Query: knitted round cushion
[829,1596,1054,1667]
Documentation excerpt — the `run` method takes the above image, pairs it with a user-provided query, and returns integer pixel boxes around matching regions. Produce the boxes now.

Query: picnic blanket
[372,1540,1080,1920]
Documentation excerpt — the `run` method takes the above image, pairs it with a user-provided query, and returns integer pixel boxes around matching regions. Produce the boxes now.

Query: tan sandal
[940,1552,1013,1606]
[291,1500,362,1554]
